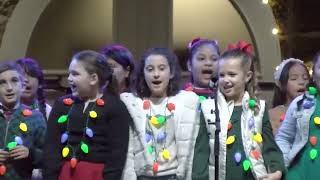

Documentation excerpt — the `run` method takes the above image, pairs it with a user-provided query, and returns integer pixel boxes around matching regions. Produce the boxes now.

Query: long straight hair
[272,61,310,107]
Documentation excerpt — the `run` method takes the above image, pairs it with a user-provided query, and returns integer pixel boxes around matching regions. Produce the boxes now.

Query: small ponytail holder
[188,37,201,49]
[227,40,253,56]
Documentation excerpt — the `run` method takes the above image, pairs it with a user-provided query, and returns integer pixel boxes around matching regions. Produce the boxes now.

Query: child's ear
[20,76,26,89]
[20,82,26,91]
[125,66,131,78]
[187,60,192,72]
[170,70,174,79]
[90,73,99,86]
[245,71,253,83]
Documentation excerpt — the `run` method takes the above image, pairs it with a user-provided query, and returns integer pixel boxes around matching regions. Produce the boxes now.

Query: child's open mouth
[297,88,306,93]
[202,69,213,75]
[24,86,32,94]
[152,80,162,85]
[5,93,15,99]
[70,84,77,90]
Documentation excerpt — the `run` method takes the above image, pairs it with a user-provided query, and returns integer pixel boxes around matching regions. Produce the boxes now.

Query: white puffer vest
[201,91,267,180]
[120,90,200,180]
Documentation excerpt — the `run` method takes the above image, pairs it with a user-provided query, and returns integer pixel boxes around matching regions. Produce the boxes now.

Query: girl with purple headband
[184,38,220,180]
[201,41,285,180]
[185,37,220,94]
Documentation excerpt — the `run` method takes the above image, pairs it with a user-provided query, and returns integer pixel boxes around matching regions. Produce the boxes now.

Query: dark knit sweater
[0,104,46,180]
[43,91,131,180]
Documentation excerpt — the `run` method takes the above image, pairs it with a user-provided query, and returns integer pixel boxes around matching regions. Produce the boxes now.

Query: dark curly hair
[100,44,135,92]
[16,58,48,120]
[132,47,181,98]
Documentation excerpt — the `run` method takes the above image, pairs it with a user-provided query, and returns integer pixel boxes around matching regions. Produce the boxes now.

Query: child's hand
[259,170,282,180]
[0,149,9,164]
[9,145,29,160]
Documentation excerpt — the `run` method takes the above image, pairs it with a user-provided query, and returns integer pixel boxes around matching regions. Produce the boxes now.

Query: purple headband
[188,37,218,50]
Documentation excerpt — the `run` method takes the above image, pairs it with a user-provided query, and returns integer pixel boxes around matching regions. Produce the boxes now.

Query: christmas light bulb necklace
[58,97,105,168]
[143,98,175,174]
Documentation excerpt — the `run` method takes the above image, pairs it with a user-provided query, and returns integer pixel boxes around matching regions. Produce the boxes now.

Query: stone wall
[1,0,319,105]
[0,0,19,46]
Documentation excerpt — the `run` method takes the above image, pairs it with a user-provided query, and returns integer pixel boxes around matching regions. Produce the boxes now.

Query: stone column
[113,0,173,59]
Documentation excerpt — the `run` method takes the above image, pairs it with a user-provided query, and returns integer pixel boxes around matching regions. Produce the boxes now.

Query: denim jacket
[276,92,316,167]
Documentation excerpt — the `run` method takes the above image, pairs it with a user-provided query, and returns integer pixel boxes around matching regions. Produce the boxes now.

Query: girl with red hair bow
[201,41,285,180]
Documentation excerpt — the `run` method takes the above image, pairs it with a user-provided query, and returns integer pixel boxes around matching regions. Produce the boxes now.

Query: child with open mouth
[0,61,46,179]
[121,47,200,180]
[269,58,310,135]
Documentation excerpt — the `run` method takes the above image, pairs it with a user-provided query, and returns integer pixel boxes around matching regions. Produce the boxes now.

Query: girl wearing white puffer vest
[121,48,200,180]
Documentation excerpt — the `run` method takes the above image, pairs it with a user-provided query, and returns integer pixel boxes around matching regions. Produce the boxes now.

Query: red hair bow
[227,40,253,55]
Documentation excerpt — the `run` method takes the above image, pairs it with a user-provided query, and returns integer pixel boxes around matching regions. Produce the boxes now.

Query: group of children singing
[0,39,318,180]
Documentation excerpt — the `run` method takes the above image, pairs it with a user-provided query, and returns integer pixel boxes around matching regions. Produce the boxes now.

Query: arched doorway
[0,0,280,103]
[0,0,113,69]
[0,0,280,81]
